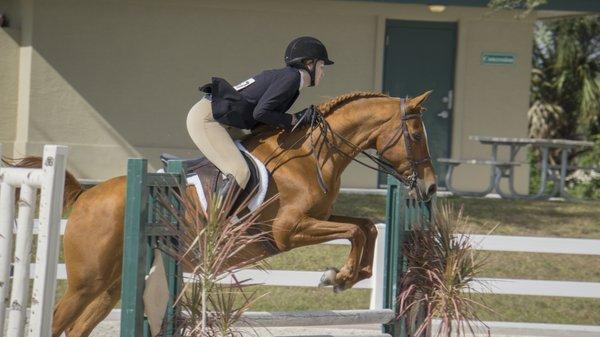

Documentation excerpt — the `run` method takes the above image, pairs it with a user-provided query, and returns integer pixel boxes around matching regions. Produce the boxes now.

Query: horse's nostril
[427,184,437,197]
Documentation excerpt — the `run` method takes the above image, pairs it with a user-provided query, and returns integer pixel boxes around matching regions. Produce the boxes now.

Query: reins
[263,98,430,194]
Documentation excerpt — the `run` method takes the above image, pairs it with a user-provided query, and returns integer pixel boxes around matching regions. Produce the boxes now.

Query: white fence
[35,221,390,309]
[1,145,68,337]
[37,219,600,309]
[220,229,600,302]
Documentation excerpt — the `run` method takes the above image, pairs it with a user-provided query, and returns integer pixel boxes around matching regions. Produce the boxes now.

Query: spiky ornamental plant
[156,180,277,336]
[398,203,492,337]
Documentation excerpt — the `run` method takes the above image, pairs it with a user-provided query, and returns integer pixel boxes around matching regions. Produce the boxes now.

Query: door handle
[437,110,449,119]
[441,90,453,110]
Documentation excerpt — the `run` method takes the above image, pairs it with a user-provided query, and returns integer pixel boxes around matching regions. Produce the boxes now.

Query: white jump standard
[0,145,68,337]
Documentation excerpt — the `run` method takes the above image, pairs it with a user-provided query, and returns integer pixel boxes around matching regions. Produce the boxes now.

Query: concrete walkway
[91,320,600,337]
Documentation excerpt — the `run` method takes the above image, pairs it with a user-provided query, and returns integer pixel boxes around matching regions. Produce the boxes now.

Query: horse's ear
[409,90,433,109]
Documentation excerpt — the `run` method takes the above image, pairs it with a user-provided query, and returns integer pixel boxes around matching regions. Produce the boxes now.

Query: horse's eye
[412,133,422,141]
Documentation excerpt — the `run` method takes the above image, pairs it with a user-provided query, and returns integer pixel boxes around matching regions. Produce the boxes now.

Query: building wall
[451,16,534,193]
[1,0,534,192]
[0,19,20,156]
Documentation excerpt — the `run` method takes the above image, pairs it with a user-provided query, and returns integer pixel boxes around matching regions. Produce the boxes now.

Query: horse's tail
[1,156,84,210]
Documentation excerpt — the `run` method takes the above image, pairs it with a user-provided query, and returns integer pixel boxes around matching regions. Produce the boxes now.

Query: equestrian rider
[186,36,334,193]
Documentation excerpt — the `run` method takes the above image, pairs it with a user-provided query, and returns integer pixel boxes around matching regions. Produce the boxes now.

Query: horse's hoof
[333,284,344,293]
[318,267,339,287]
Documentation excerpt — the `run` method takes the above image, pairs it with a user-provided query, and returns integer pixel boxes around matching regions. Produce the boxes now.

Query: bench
[438,158,520,167]
[437,158,522,197]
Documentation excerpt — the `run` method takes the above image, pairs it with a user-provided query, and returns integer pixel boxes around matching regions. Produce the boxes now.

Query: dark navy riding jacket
[208,66,301,131]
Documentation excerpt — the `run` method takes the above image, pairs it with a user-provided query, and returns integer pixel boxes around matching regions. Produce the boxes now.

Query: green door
[379,20,456,187]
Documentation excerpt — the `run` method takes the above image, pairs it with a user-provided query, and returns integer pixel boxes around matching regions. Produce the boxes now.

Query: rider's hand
[293,105,316,128]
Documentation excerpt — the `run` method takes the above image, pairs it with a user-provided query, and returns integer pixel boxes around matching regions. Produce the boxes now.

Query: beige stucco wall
[1,0,534,191]
[0,25,19,156]
[450,16,534,193]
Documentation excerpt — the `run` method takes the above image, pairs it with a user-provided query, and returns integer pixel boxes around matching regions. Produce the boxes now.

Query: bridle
[277,98,431,193]
[370,99,431,189]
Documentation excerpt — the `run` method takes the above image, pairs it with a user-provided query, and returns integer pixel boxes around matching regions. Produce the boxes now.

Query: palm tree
[526,15,600,196]
[487,0,547,18]
[528,15,600,142]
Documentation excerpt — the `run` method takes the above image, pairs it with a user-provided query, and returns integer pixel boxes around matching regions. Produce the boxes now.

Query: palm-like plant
[157,182,276,336]
[398,203,491,337]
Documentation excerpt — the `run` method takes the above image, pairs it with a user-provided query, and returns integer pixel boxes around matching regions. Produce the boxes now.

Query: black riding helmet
[284,36,334,87]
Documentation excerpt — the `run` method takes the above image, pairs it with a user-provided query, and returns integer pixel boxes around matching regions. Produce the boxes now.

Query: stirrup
[216,174,240,204]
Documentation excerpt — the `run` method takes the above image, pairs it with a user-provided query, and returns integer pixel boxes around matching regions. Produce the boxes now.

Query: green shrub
[568,135,600,200]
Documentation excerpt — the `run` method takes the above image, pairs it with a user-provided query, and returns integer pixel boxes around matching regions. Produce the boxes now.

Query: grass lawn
[333,193,600,238]
[51,193,600,325]
[254,194,600,325]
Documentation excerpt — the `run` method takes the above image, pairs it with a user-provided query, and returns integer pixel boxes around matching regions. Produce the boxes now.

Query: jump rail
[241,309,395,327]
[0,145,68,337]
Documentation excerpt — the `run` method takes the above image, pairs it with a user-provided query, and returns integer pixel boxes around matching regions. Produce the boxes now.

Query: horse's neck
[244,97,393,181]
[322,99,392,169]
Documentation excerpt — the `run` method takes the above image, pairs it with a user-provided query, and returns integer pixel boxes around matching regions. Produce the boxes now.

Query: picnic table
[438,136,594,199]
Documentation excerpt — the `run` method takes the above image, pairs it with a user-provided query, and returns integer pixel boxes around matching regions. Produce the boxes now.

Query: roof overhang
[349,0,600,12]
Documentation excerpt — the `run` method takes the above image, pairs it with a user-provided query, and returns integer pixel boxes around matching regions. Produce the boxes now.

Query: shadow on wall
[8,0,374,176]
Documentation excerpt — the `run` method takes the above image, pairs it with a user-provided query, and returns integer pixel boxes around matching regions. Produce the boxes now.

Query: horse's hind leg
[51,283,105,337]
[53,176,126,336]
[65,278,121,337]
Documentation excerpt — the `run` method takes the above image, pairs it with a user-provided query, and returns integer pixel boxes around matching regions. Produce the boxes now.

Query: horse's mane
[248,91,390,138]
[317,91,389,116]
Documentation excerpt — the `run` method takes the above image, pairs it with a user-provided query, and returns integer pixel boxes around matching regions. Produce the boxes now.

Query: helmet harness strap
[308,59,317,87]
[297,59,318,87]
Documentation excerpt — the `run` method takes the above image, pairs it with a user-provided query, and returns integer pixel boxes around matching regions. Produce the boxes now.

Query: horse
[7,91,437,337]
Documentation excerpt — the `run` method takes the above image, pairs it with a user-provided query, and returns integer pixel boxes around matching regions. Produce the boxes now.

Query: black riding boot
[217,173,254,217]
[217,173,241,202]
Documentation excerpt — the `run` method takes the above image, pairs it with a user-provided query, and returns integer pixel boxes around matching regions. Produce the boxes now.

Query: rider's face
[314,60,325,86]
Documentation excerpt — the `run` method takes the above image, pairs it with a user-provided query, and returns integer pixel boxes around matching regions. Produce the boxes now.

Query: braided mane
[248,91,391,138]
[317,91,389,116]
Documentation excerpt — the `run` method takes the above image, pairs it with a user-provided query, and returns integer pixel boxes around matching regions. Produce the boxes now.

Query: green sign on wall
[481,52,516,65]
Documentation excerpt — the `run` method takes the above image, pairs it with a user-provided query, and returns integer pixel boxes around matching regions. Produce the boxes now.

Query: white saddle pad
[186,141,269,212]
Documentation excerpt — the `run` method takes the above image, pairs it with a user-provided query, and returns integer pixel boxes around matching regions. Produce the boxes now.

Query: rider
[186,36,334,192]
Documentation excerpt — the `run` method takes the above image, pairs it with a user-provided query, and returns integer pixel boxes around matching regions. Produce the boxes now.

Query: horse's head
[375,91,437,201]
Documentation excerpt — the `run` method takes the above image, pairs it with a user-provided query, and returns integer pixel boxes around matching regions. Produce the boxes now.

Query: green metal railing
[120,158,185,337]
[384,176,432,337]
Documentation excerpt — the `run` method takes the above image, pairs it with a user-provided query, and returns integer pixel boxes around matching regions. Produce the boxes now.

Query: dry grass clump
[157,182,276,336]
[398,203,493,337]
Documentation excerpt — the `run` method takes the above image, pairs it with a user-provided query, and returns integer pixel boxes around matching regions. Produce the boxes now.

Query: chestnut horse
[11,91,436,337]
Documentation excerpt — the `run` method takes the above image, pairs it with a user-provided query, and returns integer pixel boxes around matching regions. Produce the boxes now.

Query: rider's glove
[292,105,316,130]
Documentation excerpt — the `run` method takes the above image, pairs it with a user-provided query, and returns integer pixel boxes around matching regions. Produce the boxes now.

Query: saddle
[159,142,267,213]
[159,142,277,254]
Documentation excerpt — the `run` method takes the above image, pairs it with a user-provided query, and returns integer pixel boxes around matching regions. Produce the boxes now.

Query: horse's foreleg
[327,215,378,283]
[272,215,366,292]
